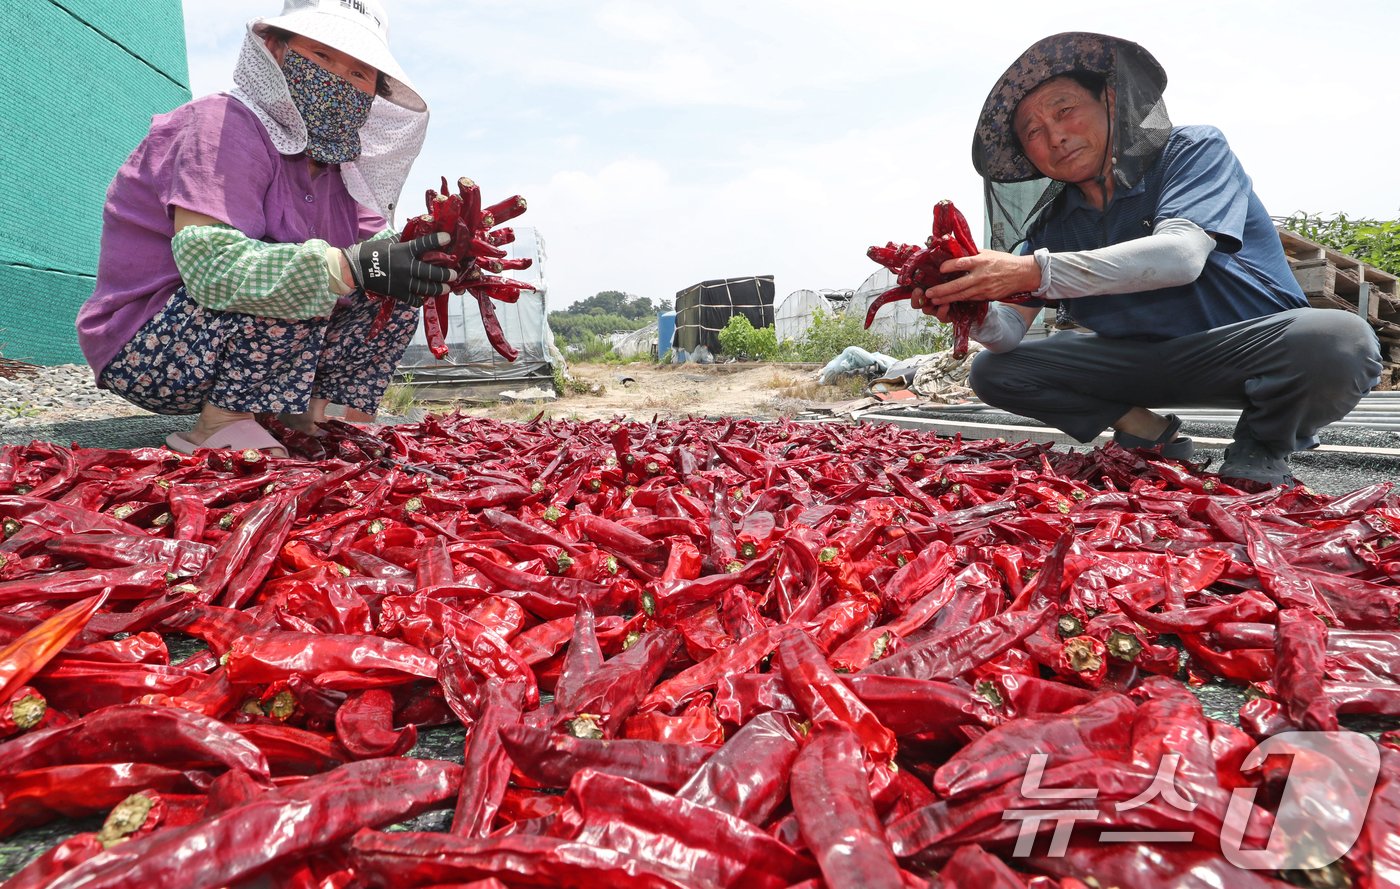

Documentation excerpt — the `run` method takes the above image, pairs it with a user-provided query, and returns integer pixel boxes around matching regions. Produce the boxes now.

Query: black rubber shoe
[1113,414,1195,462]
[1219,438,1294,487]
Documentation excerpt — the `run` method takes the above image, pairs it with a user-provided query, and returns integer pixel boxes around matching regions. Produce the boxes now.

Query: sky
[182,0,1400,311]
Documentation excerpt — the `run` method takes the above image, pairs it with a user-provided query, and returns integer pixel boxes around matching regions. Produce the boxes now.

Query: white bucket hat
[230,0,429,224]
[253,0,424,111]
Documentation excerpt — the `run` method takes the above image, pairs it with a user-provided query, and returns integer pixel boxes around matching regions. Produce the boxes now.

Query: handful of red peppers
[372,176,534,362]
[865,199,988,359]
[3,419,1400,886]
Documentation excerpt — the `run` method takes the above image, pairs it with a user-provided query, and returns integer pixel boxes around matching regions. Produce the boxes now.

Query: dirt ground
[1,361,867,431]
[444,362,867,423]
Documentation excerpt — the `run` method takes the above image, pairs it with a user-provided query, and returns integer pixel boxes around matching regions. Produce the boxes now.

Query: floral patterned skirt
[99,288,419,416]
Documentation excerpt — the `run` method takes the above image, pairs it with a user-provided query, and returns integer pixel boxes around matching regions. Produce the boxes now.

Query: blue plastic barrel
[657,311,677,361]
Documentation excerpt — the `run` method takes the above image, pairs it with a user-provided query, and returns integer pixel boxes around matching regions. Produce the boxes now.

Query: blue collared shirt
[1025,125,1306,340]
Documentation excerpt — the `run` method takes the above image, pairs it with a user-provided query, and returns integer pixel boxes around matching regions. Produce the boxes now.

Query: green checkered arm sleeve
[171,223,348,320]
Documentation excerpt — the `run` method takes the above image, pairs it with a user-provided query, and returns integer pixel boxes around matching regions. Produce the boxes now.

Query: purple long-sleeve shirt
[77,94,384,379]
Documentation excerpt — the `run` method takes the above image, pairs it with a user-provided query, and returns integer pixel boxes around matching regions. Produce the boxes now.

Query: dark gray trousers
[967,307,1383,453]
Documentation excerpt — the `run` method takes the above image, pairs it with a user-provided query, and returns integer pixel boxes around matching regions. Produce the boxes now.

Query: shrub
[713,306,956,365]
[1279,213,1400,277]
[885,316,952,360]
[572,332,616,362]
[717,315,780,361]
[785,309,887,363]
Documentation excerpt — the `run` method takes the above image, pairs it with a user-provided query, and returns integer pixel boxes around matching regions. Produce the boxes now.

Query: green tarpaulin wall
[1,1,190,365]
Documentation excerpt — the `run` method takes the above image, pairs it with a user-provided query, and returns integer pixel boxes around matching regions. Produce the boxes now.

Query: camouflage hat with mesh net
[972,32,1166,183]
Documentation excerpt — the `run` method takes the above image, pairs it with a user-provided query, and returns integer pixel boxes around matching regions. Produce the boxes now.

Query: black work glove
[342,232,454,307]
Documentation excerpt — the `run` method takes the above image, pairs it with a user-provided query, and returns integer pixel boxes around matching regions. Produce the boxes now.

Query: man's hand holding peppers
[909,250,1043,316]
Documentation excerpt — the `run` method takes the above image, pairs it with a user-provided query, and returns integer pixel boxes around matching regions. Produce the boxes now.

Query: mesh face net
[973,33,1171,253]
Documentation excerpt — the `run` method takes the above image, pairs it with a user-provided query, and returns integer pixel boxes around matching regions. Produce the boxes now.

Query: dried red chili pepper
[1352,752,1400,879]
[640,624,783,714]
[45,532,213,574]
[552,601,603,706]
[933,692,1137,798]
[351,829,739,889]
[556,627,679,739]
[1292,562,1400,629]
[224,631,438,690]
[711,670,795,728]
[0,494,136,537]
[1023,623,1109,688]
[842,673,999,739]
[0,591,108,701]
[777,629,896,762]
[0,763,205,839]
[334,688,417,758]
[866,241,922,273]
[228,721,345,776]
[938,843,1029,888]
[1242,519,1338,623]
[0,564,166,607]
[2,831,107,888]
[439,623,540,708]
[672,709,800,825]
[789,726,904,887]
[1110,587,1276,634]
[452,678,526,838]
[1318,679,1400,716]
[0,703,272,790]
[860,605,1052,682]
[647,548,777,622]
[620,692,724,747]
[184,491,297,606]
[0,685,46,737]
[894,755,1261,861]
[864,200,988,358]
[498,722,715,792]
[46,758,461,889]
[566,769,816,887]
[828,570,966,673]
[457,551,631,619]
[481,194,528,229]
[1026,841,1293,889]
[1179,632,1275,684]
[1273,607,1339,730]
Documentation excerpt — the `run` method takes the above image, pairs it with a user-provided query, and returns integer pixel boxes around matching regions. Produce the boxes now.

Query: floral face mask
[281,50,374,165]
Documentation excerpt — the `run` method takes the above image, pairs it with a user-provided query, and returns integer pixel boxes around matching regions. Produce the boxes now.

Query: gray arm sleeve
[968,302,1031,353]
[1032,217,1216,300]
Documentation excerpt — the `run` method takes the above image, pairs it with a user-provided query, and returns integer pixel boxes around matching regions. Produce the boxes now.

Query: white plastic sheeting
[848,269,930,340]
[398,226,559,380]
[775,289,837,343]
[610,321,660,358]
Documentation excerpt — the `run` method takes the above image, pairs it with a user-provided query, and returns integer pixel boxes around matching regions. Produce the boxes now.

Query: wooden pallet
[1278,228,1400,321]
[1275,228,1400,389]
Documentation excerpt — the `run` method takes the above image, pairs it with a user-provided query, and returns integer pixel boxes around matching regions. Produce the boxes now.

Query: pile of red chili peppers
[865,200,990,360]
[372,176,532,362]
[2,416,1400,887]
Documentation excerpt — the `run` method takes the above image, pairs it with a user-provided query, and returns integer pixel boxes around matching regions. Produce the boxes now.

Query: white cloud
[593,2,694,45]
[523,52,755,109]
[501,111,987,308]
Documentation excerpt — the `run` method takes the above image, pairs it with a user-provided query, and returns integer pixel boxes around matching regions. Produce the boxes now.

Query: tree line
[548,291,669,345]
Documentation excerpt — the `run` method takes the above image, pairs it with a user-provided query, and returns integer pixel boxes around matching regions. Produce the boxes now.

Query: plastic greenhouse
[849,269,930,339]
[775,290,838,343]
[398,226,559,381]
